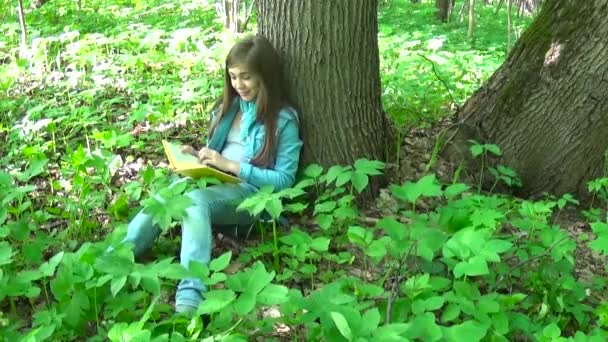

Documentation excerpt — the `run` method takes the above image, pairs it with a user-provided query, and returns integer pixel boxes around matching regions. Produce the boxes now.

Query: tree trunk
[467,0,475,37]
[17,0,28,58]
[223,0,240,33]
[216,0,254,33]
[516,0,542,16]
[452,0,608,199]
[507,0,512,50]
[258,0,392,193]
[436,0,453,22]
[30,0,50,9]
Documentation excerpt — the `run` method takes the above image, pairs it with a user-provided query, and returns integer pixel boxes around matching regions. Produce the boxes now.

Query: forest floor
[392,119,607,284]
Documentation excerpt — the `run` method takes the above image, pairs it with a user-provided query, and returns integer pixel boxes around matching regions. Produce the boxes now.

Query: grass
[6,1,608,342]
[378,0,532,129]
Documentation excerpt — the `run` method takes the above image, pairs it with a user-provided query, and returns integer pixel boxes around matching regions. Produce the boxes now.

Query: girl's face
[228,64,260,101]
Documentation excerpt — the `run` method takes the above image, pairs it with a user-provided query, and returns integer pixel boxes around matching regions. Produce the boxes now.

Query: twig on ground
[418,53,458,108]
[492,235,570,291]
[385,241,417,325]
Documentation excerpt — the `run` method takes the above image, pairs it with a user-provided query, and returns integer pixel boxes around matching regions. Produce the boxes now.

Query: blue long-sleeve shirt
[207,100,303,192]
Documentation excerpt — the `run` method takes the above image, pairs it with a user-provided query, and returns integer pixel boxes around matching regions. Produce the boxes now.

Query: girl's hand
[181,145,196,157]
[198,147,240,175]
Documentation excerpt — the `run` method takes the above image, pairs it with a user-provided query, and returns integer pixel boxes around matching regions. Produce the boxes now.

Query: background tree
[214,0,256,33]
[495,0,542,16]
[436,0,456,22]
[17,0,27,58]
[451,0,608,198]
[257,0,393,187]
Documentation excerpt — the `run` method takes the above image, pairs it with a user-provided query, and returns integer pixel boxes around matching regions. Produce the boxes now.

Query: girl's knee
[185,189,214,208]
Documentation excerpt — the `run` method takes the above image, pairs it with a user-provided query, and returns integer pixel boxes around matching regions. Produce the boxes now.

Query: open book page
[162,140,201,169]
[162,140,241,183]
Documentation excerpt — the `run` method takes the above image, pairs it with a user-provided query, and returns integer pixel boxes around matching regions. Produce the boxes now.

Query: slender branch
[240,0,257,32]
[385,241,417,325]
[492,235,570,291]
[418,53,458,108]
[495,0,506,15]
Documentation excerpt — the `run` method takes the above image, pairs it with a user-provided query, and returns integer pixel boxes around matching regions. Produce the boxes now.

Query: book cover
[162,140,241,184]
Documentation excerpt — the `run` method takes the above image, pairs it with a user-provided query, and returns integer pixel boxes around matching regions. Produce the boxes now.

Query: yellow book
[162,140,241,184]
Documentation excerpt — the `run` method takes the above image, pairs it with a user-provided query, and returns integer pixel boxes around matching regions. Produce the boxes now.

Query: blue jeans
[121,181,257,309]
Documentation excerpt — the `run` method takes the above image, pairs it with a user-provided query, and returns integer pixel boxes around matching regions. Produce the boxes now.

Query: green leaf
[245,262,275,294]
[197,289,236,315]
[303,164,324,178]
[483,240,512,255]
[441,303,461,322]
[210,251,232,272]
[314,201,337,215]
[17,158,49,181]
[64,291,89,327]
[108,322,129,341]
[366,239,387,261]
[265,198,283,219]
[589,236,608,256]
[445,183,469,199]
[330,311,353,341]
[406,313,442,341]
[233,291,256,315]
[39,252,64,277]
[470,208,504,229]
[295,178,316,189]
[492,312,509,335]
[310,237,330,252]
[377,217,407,241]
[453,256,489,278]
[351,171,369,193]
[336,170,353,187]
[257,284,289,305]
[542,323,561,339]
[443,320,488,342]
[373,323,411,341]
[401,273,431,299]
[141,276,160,296]
[0,242,13,266]
[424,296,445,311]
[354,158,384,175]
[360,308,381,335]
[391,174,442,204]
[589,222,608,256]
[326,165,348,185]
[316,214,334,230]
[485,144,502,156]
[347,225,371,247]
[111,275,128,297]
[285,202,308,213]
[470,144,484,158]
[159,262,189,280]
[277,187,306,199]
[412,296,445,315]
[206,272,227,285]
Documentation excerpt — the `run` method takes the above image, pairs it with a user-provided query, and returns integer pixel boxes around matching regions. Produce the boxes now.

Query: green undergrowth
[379,0,533,129]
[2,158,608,340]
[4,0,607,341]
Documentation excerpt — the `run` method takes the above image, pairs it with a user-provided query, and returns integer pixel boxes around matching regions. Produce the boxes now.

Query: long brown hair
[209,35,289,167]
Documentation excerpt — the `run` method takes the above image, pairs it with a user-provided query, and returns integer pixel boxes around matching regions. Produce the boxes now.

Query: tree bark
[452,0,608,199]
[258,0,392,193]
[516,0,542,16]
[436,0,455,22]
[17,0,28,58]
[467,0,475,37]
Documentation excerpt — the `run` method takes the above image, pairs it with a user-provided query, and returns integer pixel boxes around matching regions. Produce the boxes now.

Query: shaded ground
[391,119,608,283]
